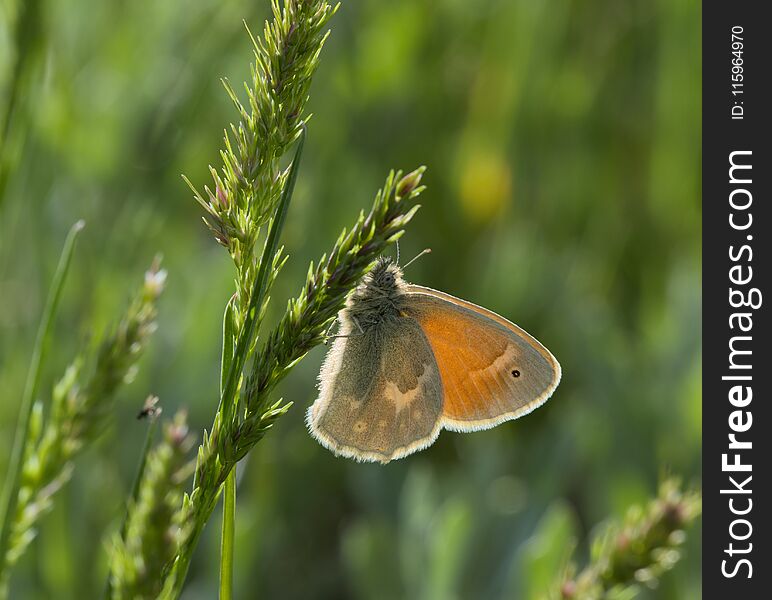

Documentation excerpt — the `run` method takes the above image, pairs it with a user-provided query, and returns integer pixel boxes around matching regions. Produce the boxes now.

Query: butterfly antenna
[402,248,431,270]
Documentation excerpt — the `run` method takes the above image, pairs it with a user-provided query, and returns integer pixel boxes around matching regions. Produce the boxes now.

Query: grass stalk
[219,471,236,600]
[165,3,335,595]
[123,411,161,539]
[103,397,161,599]
[0,220,84,587]
[107,411,195,599]
[217,125,305,600]
[157,5,426,597]
[554,479,702,600]
[0,261,165,595]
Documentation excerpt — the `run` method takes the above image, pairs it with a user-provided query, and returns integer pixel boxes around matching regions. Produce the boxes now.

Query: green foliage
[0,221,83,594]
[517,501,577,600]
[189,0,338,317]
[108,410,194,600]
[0,262,164,595]
[343,467,475,600]
[554,480,702,600]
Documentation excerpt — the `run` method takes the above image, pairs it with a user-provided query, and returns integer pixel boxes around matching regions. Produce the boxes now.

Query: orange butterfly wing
[404,285,561,431]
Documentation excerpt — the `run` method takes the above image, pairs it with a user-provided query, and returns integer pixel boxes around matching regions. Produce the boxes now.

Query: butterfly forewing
[308,318,444,463]
[404,286,561,431]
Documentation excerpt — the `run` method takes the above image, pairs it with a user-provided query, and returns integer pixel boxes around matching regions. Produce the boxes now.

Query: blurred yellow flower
[458,149,512,223]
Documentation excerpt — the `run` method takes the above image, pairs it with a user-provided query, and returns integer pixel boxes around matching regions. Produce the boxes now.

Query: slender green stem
[218,294,237,600]
[219,471,236,600]
[122,418,159,540]
[0,220,84,582]
[103,413,159,599]
[0,0,42,210]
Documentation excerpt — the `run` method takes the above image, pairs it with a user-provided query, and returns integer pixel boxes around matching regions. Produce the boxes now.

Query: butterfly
[306,256,561,463]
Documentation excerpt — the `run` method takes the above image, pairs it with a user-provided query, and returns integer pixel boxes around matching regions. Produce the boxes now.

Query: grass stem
[0,220,84,586]
[103,404,159,599]
[219,470,236,600]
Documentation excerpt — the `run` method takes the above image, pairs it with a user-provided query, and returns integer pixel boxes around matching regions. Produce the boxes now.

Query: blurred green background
[0,0,701,598]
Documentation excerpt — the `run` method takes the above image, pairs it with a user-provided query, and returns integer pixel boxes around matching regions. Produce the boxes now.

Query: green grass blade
[221,294,238,398]
[218,292,238,600]
[0,220,85,582]
[0,0,43,210]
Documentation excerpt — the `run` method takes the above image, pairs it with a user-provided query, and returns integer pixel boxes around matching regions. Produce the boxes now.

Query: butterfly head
[366,256,405,294]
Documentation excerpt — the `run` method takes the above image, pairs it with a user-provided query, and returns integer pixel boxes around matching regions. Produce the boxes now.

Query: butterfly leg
[324,316,366,342]
[323,318,338,345]
[352,316,364,334]
[326,317,366,341]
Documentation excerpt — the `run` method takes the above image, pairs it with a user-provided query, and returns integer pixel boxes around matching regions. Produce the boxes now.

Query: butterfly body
[307,257,561,463]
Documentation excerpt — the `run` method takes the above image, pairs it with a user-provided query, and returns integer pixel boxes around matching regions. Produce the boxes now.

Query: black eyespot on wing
[511,369,520,378]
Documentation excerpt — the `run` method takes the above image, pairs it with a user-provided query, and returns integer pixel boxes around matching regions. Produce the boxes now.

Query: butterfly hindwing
[307,315,444,463]
[404,285,561,431]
